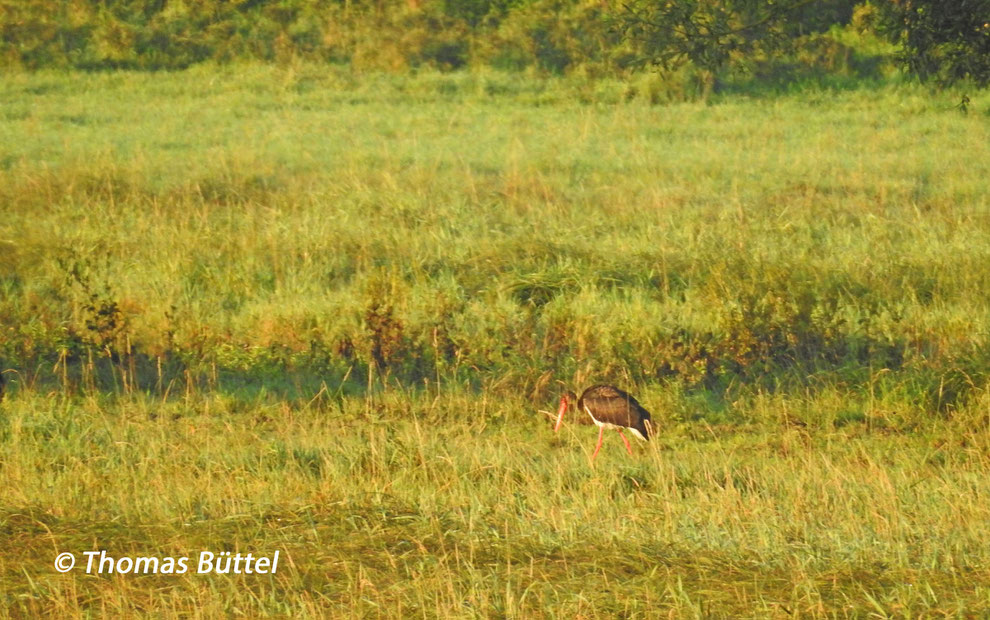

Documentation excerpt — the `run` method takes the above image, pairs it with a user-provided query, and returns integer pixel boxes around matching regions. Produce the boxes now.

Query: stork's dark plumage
[554,385,654,460]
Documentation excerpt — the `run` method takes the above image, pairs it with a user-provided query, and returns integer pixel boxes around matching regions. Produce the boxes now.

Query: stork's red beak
[553,396,568,432]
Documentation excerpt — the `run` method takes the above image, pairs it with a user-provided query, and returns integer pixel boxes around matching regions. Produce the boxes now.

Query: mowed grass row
[4,388,990,616]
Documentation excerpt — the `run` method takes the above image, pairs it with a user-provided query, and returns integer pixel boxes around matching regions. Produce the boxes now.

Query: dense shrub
[0,0,898,86]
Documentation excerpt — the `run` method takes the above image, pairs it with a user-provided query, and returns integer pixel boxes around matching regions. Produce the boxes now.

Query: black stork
[553,385,654,460]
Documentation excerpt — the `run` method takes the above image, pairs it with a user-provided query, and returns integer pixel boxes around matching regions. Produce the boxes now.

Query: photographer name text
[54,550,280,575]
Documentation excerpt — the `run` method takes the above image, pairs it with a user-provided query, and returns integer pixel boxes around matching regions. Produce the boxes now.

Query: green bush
[0,0,895,88]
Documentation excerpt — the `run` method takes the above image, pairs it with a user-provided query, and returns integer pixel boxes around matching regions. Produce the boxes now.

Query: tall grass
[5,386,990,615]
[3,66,989,404]
[2,66,990,615]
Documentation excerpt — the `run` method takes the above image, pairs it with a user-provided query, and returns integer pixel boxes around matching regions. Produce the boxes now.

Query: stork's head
[554,390,578,432]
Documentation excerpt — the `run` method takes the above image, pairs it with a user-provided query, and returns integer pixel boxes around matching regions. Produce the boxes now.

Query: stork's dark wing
[578,384,653,439]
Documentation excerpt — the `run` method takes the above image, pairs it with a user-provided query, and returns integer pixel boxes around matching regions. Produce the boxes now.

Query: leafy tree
[872,0,990,87]
[615,0,828,75]
[617,0,990,90]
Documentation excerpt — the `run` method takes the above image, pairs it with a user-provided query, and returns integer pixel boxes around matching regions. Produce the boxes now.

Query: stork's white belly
[584,405,647,441]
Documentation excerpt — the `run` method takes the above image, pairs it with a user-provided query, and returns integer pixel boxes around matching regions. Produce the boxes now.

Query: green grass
[2,65,990,616]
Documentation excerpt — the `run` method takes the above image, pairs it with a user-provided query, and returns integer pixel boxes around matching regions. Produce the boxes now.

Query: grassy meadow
[2,65,990,616]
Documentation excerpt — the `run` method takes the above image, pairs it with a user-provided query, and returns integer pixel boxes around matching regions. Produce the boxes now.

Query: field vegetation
[2,61,990,615]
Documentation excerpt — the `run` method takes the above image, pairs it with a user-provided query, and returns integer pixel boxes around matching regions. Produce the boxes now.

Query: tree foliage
[617,0,990,88]
[615,0,853,74]
[873,0,990,87]
[0,0,987,91]
[620,0,810,72]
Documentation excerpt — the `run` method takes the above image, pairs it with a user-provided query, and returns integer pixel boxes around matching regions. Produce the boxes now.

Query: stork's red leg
[617,430,633,455]
[591,425,606,461]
